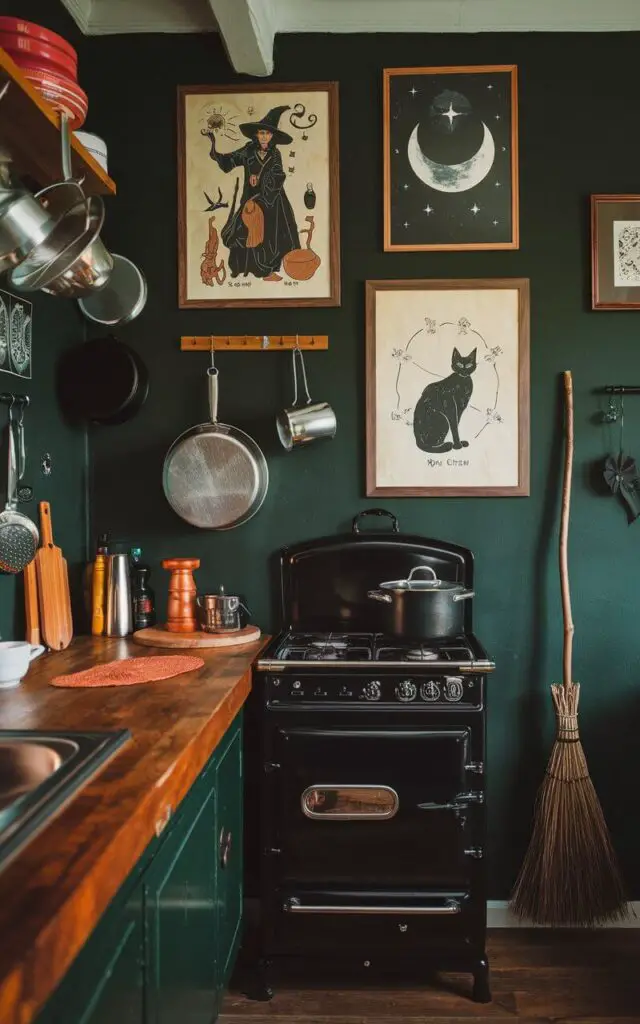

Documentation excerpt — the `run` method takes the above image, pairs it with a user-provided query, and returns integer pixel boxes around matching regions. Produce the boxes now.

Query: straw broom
[510,370,627,926]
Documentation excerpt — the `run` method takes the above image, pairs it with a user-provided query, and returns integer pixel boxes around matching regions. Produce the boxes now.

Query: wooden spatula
[36,501,73,651]
[24,558,39,645]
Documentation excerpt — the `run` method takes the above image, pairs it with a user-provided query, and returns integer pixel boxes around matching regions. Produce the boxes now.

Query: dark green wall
[82,30,640,898]
[0,1,88,641]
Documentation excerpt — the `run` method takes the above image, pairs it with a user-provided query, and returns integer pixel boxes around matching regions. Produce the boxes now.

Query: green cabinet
[37,713,243,1024]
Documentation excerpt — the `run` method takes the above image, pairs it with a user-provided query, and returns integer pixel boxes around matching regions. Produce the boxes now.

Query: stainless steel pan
[163,366,268,530]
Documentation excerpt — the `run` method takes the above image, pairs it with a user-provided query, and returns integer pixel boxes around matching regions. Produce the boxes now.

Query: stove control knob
[420,680,441,702]
[395,679,417,702]
[444,677,464,702]
[362,680,382,702]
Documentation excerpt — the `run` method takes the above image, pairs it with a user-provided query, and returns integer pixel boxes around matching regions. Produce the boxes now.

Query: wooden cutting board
[35,501,73,651]
[132,624,261,649]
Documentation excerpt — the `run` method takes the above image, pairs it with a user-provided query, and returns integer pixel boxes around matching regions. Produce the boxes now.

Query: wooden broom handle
[560,371,575,690]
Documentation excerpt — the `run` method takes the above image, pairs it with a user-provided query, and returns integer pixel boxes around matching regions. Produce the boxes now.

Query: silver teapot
[196,587,248,633]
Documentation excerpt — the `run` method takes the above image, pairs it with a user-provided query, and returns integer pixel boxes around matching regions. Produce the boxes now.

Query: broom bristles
[510,682,628,927]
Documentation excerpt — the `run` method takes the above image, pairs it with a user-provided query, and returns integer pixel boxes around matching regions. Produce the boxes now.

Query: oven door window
[273,727,475,888]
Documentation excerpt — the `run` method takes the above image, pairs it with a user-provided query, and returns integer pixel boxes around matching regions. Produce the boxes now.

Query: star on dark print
[386,67,516,249]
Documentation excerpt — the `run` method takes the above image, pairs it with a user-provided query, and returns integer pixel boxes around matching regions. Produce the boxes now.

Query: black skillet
[57,335,149,425]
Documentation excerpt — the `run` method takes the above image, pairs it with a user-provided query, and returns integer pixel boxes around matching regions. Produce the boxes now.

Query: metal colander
[0,405,38,573]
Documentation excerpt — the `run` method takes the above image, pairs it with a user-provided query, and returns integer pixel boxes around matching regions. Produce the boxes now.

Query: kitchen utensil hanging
[77,252,147,326]
[602,393,640,522]
[7,115,113,297]
[163,354,268,530]
[0,399,38,573]
[277,339,336,450]
[56,334,149,425]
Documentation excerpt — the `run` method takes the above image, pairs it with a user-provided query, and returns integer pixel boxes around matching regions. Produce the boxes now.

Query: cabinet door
[37,894,144,1024]
[215,719,243,988]
[144,781,218,1024]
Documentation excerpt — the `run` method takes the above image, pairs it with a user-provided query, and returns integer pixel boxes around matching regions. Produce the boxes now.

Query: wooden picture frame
[177,82,340,308]
[383,65,519,251]
[366,279,530,497]
[591,194,640,309]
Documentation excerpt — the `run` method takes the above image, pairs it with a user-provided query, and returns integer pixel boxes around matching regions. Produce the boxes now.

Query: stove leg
[246,958,274,1002]
[472,957,491,1003]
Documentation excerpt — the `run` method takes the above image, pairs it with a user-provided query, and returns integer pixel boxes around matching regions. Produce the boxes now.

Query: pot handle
[353,509,399,534]
[452,589,475,603]
[207,366,219,424]
[407,566,438,584]
[367,589,393,604]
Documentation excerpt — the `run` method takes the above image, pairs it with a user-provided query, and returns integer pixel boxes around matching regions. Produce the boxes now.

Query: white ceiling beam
[207,0,275,76]
[59,0,92,34]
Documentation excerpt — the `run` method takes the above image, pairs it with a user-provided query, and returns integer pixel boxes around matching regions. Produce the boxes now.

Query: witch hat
[239,105,292,145]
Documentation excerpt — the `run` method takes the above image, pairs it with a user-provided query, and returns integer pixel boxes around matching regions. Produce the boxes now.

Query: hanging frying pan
[163,366,268,530]
[57,335,149,425]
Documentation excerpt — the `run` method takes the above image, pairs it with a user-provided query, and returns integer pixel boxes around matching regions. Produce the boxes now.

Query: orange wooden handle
[24,559,39,645]
[39,501,53,547]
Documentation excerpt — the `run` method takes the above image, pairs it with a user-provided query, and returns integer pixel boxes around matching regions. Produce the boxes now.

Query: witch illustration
[202,105,300,281]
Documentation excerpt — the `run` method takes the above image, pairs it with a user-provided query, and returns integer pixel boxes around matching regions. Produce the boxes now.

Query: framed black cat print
[365,279,530,497]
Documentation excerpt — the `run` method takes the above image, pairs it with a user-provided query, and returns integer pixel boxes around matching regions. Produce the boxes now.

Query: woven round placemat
[50,654,205,688]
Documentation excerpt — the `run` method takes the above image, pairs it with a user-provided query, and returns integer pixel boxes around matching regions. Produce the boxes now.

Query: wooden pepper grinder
[162,558,200,633]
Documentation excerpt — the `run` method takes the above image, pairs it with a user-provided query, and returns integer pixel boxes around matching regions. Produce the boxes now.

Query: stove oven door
[267,724,479,891]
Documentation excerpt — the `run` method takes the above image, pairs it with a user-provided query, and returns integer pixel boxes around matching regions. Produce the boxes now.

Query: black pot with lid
[368,565,475,639]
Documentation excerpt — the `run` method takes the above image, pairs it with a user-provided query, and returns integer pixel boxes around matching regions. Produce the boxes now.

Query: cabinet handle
[219,827,232,868]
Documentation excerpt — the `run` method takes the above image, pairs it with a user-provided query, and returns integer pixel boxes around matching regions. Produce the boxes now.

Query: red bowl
[25,71,88,129]
[1,35,77,78]
[0,17,76,61]
[31,88,87,129]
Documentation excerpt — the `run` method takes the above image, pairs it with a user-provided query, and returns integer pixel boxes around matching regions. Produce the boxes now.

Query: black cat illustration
[413,347,477,453]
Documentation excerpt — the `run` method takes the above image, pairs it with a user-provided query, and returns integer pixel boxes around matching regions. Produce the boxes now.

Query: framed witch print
[366,279,530,497]
[591,194,640,309]
[178,82,340,308]
[383,65,519,251]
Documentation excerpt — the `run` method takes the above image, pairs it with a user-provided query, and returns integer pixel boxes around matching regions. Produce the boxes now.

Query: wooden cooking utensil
[24,558,39,645]
[162,558,200,633]
[35,501,73,651]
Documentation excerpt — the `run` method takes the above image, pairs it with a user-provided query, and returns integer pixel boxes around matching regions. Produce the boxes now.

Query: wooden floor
[221,930,640,1023]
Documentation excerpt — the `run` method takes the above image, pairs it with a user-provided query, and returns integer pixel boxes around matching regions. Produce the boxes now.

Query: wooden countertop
[0,635,267,1024]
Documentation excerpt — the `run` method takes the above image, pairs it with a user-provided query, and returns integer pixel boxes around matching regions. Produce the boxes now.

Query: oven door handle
[283,897,461,915]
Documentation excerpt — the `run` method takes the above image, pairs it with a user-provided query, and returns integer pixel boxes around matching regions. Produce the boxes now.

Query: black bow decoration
[603,453,640,522]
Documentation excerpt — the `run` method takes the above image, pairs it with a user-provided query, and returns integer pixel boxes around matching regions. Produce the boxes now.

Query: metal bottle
[105,553,133,637]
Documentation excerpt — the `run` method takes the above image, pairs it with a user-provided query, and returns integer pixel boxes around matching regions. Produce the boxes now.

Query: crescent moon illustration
[408,121,495,193]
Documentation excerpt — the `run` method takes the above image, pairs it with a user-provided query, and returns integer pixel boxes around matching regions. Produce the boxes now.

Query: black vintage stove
[252,510,495,1003]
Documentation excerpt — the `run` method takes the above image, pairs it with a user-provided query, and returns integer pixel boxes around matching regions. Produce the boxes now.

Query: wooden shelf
[181,335,329,351]
[0,47,115,196]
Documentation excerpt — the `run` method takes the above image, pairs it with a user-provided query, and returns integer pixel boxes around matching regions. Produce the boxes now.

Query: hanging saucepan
[163,365,268,530]
[368,565,474,639]
[56,335,149,425]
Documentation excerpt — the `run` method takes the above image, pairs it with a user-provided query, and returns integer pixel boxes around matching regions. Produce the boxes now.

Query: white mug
[0,641,45,689]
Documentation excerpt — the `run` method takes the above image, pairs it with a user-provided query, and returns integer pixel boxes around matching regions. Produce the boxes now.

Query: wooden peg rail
[180,335,328,352]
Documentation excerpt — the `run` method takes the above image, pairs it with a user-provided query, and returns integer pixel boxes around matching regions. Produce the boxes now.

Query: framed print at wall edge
[178,82,340,308]
[591,194,640,309]
[366,278,530,498]
[383,65,519,252]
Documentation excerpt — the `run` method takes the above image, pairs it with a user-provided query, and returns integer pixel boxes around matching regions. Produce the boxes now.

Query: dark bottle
[132,565,156,630]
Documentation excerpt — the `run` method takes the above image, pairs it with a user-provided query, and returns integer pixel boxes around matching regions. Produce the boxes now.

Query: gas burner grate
[275,632,374,662]
[405,647,439,662]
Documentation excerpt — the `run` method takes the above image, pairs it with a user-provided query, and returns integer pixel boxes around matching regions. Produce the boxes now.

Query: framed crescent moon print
[366,278,530,497]
[383,66,519,251]
[178,82,340,307]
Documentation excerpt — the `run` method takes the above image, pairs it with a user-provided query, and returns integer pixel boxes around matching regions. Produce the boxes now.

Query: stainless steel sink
[0,729,130,870]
